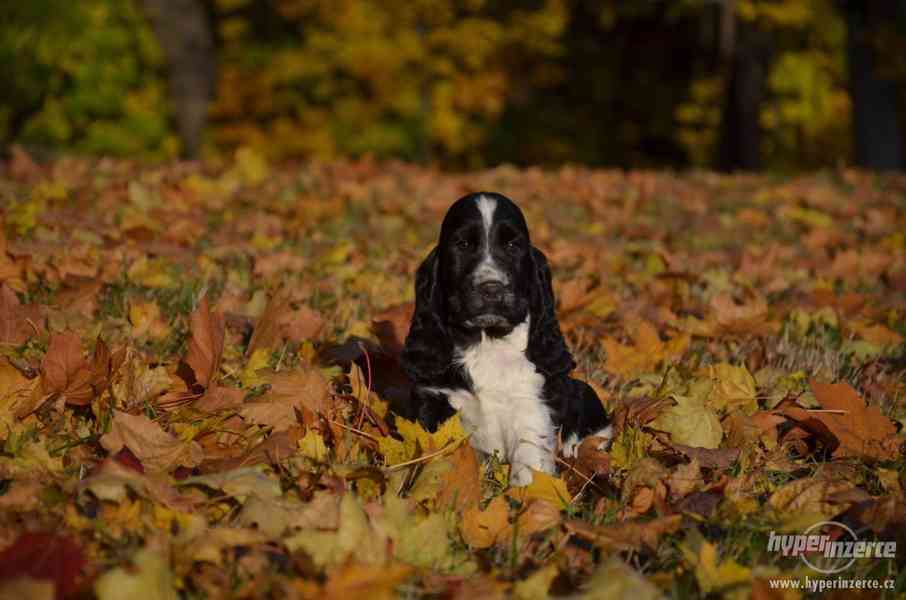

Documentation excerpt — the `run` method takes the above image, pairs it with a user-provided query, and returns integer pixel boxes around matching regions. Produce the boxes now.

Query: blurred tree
[486,1,705,167]
[1,0,901,171]
[717,0,772,171]
[140,0,216,159]
[0,0,175,158]
[678,0,851,172]
[208,0,568,165]
[841,0,904,170]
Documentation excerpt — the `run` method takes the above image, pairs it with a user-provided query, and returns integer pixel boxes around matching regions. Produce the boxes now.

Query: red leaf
[0,533,86,599]
[0,284,42,345]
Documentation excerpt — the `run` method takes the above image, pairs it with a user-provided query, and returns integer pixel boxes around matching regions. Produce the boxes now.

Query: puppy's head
[402,192,576,384]
[437,192,532,334]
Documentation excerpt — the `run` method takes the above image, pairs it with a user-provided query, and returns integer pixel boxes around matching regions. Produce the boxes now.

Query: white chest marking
[473,195,508,285]
[428,318,554,486]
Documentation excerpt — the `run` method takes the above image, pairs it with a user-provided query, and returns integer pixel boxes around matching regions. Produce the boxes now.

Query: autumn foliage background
[1,1,906,599]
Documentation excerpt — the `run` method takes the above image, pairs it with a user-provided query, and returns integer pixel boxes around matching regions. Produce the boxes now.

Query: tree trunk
[717,16,771,172]
[845,2,903,170]
[141,0,215,159]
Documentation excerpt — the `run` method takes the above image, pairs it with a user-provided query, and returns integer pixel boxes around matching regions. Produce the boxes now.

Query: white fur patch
[473,195,508,285]
[561,425,614,459]
[476,194,496,233]
[451,318,555,486]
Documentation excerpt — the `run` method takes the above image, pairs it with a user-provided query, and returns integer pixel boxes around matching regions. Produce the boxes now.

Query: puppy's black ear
[527,247,576,377]
[401,247,453,384]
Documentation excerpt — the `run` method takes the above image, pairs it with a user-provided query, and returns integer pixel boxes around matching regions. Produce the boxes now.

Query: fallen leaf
[39,331,92,406]
[680,531,751,594]
[569,514,682,552]
[702,363,758,415]
[100,410,204,473]
[651,394,723,449]
[129,301,170,339]
[768,477,856,526]
[460,496,509,549]
[94,546,176,600]
[665,458,703,501]
[179,465,282,502]
[184,296,225,389]
[436,443,481,512]
[577,556,662,599]
[0,533,85,600]
[807,380,898,460]
[0,285,42,345]
[379,414,466,466]
[259,365,330,415]
[508,470,573,506]
[709,293,776,337]
[602,320,689,378]
[513,564,559,600]
[247,290,324,356]
[286,492,388,567]
[322,563,413,600]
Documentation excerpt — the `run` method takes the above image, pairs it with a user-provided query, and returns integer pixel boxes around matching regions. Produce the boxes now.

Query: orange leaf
[185,296,225,389]
[41,331,93,406]
[808,380,898,460]
[460,496,509,549]
[436,443,481,512]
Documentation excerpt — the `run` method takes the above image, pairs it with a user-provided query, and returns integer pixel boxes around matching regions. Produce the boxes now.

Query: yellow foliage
[379,414,467,466]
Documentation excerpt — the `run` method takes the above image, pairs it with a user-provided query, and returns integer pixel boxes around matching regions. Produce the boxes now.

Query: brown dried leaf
[570,514,681,552]
[709,293,777,337]
[0,285,42,345]
[100,410,204,473]
[261,366,330,415]
[768,477,856,522]
[40,331,92,406]
[666,458,703,502]
[247,291,323,356]
[371,302,414,358]
[185,295,225,389]
[807,380,898,460]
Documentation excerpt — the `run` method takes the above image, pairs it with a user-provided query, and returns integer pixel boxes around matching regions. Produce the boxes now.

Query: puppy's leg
[509,416,557,486]
[411,386,457,433]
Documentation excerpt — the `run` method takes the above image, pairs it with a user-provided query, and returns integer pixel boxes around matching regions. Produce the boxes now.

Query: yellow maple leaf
[298,429,329,462]
[379,414,467,466]
[679,531,751,594]
[701,363,758,415]
[651,395,723,449]
[508,470,573,506]
[239,347,271,388]
[609,425,654,471]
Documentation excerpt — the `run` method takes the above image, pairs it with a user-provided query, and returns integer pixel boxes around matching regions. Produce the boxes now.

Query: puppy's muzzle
[477,281,505,303]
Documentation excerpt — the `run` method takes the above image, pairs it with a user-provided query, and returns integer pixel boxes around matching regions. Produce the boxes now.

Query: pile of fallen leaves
[0,147,904,599]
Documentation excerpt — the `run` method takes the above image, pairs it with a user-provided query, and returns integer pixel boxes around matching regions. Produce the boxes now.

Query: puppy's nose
[478,281,504,301]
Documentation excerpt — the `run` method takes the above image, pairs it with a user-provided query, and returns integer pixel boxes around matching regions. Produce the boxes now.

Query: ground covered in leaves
[0,149,904,599]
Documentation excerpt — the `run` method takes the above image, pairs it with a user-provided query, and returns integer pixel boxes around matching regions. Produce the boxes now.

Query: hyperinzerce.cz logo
[767,521,897,574]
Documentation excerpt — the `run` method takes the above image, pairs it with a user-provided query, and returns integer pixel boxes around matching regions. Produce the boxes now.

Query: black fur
[400,192,609,444]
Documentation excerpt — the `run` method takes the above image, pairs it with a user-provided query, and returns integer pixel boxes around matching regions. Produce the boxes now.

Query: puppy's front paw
[509,463,535,487]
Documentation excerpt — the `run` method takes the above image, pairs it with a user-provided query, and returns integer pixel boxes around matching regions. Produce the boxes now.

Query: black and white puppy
[401,192,611,485]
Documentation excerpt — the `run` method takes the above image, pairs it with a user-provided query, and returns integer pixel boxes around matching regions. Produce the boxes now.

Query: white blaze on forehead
[476,194,496,234]
[473,195,508,284]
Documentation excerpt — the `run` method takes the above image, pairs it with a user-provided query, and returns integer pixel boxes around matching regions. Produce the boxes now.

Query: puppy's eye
[456,239,472,250]
[505,238,521,251]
